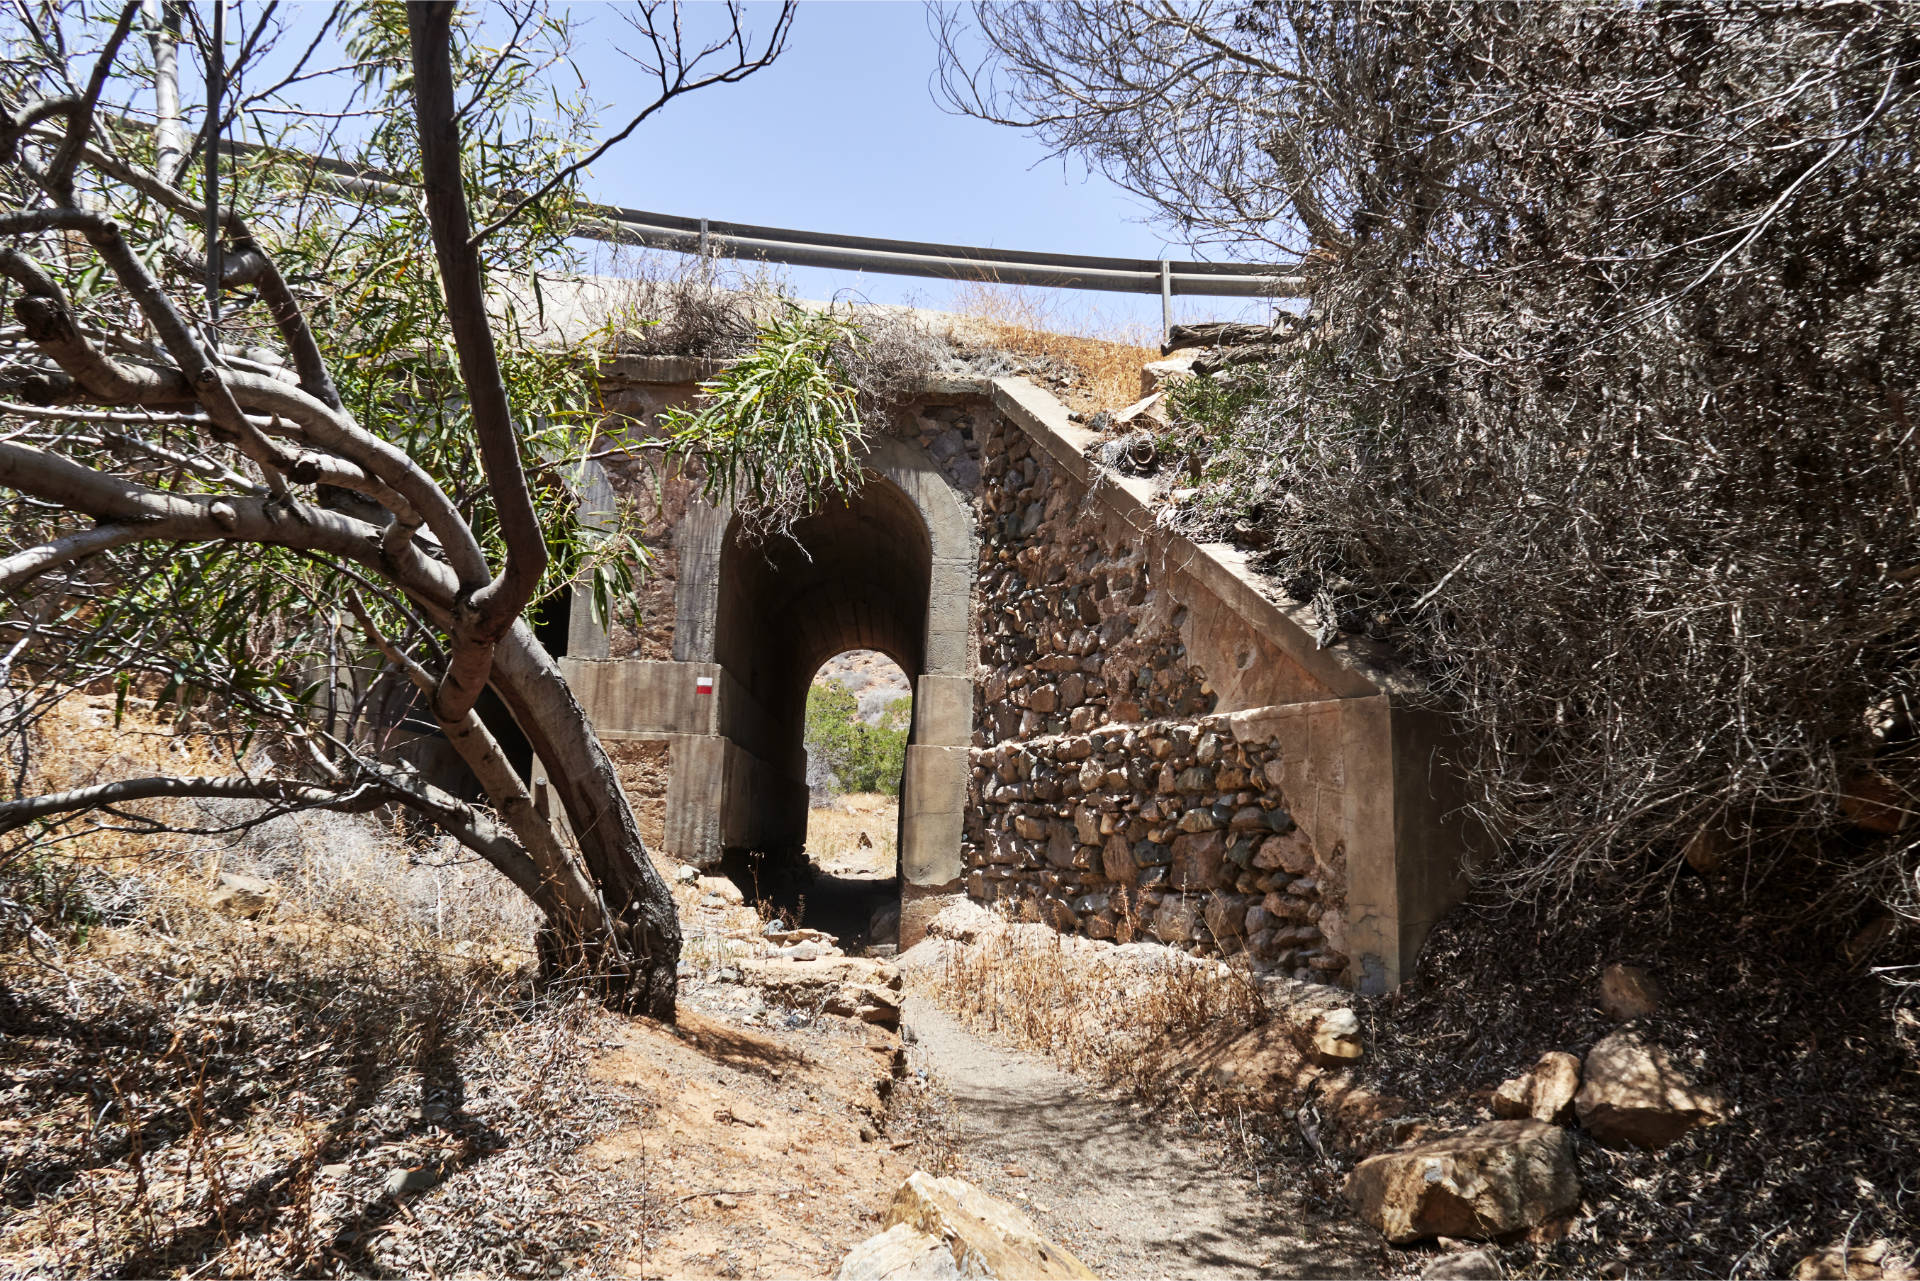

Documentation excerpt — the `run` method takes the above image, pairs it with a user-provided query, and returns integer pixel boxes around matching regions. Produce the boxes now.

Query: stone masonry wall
[972,415,1211,742]
[962,410,1351,981]
[565,365,1461,989]
[963,716,1349,979]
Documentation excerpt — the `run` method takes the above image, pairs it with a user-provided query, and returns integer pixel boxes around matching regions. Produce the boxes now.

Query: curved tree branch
[407,0,548,724]
[0,523,143,593]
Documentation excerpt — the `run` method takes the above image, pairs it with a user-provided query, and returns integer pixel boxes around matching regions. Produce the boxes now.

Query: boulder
[1344,1120,1580,1244]
[1255,829,1316,875]
[1306,1007,1365,1066]
[924,899,1001,945]
[383,1165,439,1197]
[1045,824,1077,870]
[1596,963,1663,1021]
[1140,353,1198,395]
[738,956,904,1023]
[1574,1030,1725,1149]
[1793,1239,1920,1281]
[1151,895,1200,944]
[1840,768,1909,835]
[1423,1249,1506,1280]
[1171,830,1225,889]
[836,1172,1095,1280]
[1203,892,1254,941]
[824,982,903,1030]
[209,872,275,919]
[1490,1051,1582,1124]
[836,1223,962,1280]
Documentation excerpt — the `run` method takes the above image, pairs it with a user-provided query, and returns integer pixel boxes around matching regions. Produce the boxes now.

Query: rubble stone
[1345,1121,1580,1244]
[1575,1030,1725,1149]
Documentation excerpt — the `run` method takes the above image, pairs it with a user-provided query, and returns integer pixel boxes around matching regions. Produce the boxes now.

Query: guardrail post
[1160,259,1172,347]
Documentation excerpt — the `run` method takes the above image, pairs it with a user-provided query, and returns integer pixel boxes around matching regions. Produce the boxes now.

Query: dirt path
[903,997,1380,1280]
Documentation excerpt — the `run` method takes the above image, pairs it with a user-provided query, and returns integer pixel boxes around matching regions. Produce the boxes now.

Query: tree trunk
[490,623,682,1019]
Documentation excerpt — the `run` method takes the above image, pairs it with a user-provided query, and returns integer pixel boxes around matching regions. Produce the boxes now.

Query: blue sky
[562,2,1271,334]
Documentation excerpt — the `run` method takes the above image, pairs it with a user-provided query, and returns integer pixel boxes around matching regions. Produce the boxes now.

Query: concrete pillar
[901,743,968,886]
[564,461,616,661]
[912,674,974,748]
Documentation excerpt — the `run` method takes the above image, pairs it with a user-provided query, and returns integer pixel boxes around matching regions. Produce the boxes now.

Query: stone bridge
[545,357,1473,992]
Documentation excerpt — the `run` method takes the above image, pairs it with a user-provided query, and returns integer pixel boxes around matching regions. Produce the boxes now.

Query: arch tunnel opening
[712,472,932,952]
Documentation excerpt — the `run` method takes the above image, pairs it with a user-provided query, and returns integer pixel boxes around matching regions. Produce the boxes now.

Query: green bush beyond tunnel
[805,679,909,796]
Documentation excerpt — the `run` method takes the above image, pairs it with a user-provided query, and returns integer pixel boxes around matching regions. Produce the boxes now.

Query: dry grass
[0,694,654,1277]
[804,792,898,878]
[916,901,1266,1092]
[947,282,1160,414]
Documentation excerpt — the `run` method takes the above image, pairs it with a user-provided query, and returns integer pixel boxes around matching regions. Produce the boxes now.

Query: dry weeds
[803,793,898,880]
[0,695,652,1277]
[946,283,1159,414]
[916,900,1265,1092]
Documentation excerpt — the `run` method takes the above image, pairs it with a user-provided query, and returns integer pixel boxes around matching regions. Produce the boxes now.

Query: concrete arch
[698,437,975,877]
[560,434,975,890]
[712,467,930,784]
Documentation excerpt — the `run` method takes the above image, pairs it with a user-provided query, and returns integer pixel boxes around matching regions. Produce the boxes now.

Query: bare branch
[406,0,549,723]
[0,523,143,593]
[466,1,795,250]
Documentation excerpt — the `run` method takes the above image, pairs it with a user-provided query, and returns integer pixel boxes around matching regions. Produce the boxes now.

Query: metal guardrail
[580,205,1305,298]
[215,136,1307,334]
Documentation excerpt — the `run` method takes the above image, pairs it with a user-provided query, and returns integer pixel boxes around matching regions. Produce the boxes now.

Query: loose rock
[844,1171,1095,1280]
[1308,1007,1365,1067]
[209,872,276,919]
[1344,1120,1580,1244]
[1793,1239,1920,1281]
[383,1166,439,1198]
[1574,1029,1725,1149]
[837,1223,964,1280]
[1490,1051,1581,1124]
[1423,1248,1506,1280]
[1596,963,1663,1021]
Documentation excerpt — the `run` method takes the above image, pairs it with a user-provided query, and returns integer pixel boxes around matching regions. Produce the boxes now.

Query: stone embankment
[965,714,1344,979]
[962,405,1352,982]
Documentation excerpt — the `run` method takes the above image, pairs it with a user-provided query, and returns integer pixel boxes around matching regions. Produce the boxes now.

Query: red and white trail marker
[695,676,715,696]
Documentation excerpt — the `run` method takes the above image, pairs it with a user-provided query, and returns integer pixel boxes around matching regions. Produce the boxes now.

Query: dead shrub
[942,0,1920,946]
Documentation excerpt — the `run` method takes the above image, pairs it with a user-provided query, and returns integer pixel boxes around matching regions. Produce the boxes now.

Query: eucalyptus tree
[0,0,800,1018]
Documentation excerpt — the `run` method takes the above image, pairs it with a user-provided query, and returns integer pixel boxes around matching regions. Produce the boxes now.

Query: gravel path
[901,997,1380,1280]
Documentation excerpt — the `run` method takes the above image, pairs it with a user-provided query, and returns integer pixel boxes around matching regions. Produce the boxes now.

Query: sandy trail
[902,997,1380,1280]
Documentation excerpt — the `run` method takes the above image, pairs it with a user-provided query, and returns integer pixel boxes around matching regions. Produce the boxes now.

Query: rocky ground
[9,692,1916,1279]
[901,995,1381,1279]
